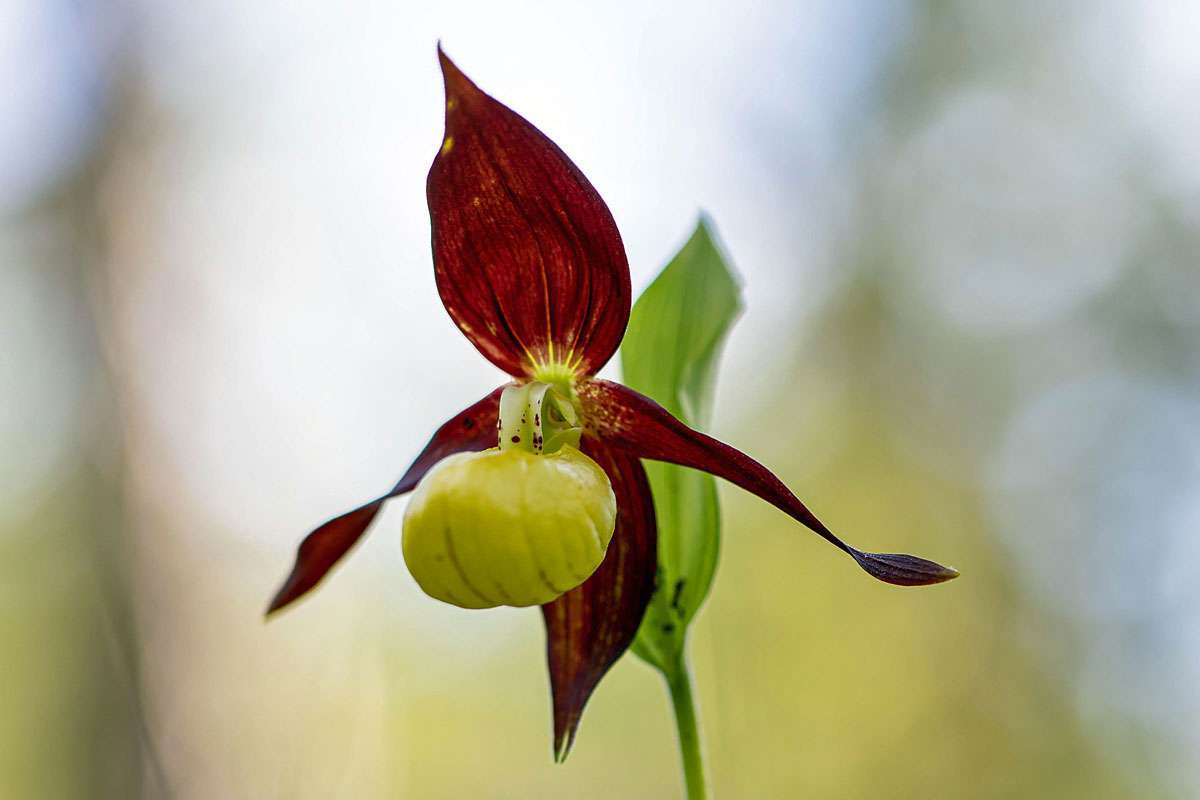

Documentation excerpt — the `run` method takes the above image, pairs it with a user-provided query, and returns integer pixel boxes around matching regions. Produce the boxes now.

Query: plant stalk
[666,652,708,800]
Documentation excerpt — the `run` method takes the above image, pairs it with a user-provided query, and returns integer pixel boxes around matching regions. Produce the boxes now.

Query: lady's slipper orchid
[268,46,958,758]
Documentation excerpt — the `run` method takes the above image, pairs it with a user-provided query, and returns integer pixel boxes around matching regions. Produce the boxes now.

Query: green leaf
[621,215,743,672]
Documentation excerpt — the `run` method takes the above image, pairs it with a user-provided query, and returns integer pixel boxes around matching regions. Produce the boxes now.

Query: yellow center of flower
[530,357,582,388]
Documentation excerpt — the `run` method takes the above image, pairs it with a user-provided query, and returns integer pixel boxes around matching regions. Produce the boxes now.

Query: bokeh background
[4,1,1199,797]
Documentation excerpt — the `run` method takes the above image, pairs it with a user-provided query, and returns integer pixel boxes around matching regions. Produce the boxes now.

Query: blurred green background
[3,1,1198,797]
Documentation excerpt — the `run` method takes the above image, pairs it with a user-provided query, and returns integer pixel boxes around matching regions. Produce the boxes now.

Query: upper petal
[541,436,657,760]
[580,379,959,586]
[266,385,504,615]
[427,48,631,378]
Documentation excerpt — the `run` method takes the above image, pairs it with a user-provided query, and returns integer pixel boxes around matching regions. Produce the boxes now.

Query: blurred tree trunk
[0,51,160,800]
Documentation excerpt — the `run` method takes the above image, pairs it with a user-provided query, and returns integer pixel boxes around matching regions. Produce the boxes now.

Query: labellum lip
[428,47,631,379]
[401,445,616,609]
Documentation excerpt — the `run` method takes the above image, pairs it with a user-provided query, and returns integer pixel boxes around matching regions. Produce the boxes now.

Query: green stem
[666,652,708,800]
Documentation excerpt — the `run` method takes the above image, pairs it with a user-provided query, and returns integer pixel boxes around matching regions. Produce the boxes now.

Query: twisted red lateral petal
[580,380,959,586]
[266,386,504,615]
[542,437,657,761]
[428,48,631,378]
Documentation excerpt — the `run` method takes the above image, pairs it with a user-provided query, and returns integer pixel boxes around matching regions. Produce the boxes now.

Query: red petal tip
[853,551,960,586]
[436,45,478,104]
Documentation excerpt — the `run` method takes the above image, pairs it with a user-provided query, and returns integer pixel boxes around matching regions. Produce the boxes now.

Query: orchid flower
[267,47,958,760]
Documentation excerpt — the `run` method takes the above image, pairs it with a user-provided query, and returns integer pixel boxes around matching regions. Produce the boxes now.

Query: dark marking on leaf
[671,579,686,612]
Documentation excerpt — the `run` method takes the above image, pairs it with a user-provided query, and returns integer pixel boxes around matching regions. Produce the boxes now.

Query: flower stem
[666,652,708,800]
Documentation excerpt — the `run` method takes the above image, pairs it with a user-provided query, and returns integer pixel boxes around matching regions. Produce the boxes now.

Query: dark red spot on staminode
[511,435,521,443]
[463,417,475,429]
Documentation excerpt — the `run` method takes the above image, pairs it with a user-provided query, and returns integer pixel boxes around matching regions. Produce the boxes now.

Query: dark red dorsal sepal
[428,48,631,379]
